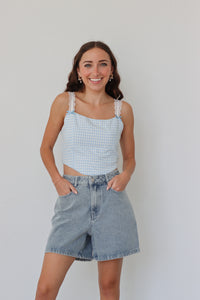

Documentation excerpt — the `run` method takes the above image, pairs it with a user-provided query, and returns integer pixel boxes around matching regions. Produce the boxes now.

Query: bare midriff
[63,164,88,176]
[63,164,118,177]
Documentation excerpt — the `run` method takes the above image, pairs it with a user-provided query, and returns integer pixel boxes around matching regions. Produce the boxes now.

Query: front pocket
[110,187,122,193]
[59,191,73,198]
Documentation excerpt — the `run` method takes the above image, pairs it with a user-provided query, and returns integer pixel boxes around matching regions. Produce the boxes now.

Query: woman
[35,41,140,300]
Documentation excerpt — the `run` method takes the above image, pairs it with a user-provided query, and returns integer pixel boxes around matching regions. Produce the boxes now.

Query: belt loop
[105,173,110,183]
[74,176,77,186]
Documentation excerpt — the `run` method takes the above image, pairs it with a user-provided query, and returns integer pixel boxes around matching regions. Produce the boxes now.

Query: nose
[93,64,99,76]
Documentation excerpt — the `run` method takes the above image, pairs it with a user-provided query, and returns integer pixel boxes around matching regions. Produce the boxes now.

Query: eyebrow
[82,60,109,63]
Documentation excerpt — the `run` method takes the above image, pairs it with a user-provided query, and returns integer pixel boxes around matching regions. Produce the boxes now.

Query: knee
[35,281,57,299]
[99,278,119,296]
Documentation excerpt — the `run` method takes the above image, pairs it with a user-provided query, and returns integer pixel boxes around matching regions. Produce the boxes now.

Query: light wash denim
[45,168,140,261]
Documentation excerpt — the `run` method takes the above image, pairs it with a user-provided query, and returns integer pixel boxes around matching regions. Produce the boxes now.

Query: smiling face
[77,47,113,92]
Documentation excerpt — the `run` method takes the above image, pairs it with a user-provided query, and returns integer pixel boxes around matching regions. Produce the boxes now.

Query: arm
[120,100,136,181]
[107,101,136,191]
[40,93,68,183]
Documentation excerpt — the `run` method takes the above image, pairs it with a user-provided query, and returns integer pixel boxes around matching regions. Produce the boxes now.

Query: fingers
[69,184,78,194]
[106,175,120,191]
[54,178,78,195]
[106,185,110,190]
[107,179,114,190]
[64,182,77,194]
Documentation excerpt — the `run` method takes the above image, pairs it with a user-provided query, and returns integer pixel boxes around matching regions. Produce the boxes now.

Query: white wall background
[0,0,199,299]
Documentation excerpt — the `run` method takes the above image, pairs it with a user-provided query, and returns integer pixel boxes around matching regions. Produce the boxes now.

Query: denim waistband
[62,168,120,186]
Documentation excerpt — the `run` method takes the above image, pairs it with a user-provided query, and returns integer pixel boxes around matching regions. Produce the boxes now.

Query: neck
[76,89,109,106]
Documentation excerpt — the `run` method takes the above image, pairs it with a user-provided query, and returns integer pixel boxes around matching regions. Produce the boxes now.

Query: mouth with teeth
[89,78,103,83]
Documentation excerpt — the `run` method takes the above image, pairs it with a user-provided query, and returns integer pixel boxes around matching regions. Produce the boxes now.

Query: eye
[84,64,91,68]
[101,63,108,66]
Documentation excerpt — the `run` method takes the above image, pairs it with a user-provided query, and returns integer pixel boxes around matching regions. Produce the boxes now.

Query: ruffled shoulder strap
[114,98,123,118]
[67,91,76,112]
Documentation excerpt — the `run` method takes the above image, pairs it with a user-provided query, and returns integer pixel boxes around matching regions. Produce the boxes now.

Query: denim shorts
[44,168,140,261]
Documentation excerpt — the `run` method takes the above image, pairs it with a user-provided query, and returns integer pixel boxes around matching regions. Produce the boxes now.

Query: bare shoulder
[50,92,69,118]
[121,99,134,127]
[51,92,69,108]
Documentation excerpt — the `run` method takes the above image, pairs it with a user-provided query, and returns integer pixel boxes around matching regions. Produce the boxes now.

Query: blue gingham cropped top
[61,91,124,175]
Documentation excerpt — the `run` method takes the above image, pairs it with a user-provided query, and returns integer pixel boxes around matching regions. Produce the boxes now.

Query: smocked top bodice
[61,91,124,175]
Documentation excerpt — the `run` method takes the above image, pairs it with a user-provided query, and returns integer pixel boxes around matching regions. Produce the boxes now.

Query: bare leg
[35,252,76,300]
[98,258,123,300]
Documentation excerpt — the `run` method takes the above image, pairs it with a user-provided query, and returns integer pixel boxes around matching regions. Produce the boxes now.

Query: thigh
[92,186,140,260]
[98,258,123,286]
[37,253,75,291]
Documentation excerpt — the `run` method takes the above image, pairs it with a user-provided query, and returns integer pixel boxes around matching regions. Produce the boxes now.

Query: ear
[77,67,80,77]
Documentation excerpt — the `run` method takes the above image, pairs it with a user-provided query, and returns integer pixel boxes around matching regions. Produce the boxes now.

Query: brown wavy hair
[64,41,123,100]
